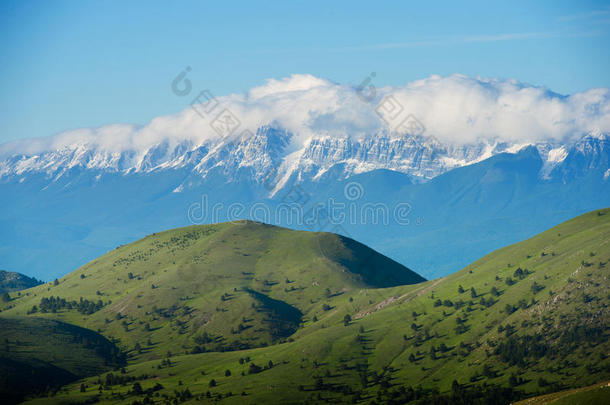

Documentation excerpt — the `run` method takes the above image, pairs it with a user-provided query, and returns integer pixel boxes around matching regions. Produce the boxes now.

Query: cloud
[387,74,610,144]
[1,73,609,157]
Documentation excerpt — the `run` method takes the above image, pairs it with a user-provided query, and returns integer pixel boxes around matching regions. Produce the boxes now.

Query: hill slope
[0,317,125,404]
[2,210,609,404]
[1,221,423,359]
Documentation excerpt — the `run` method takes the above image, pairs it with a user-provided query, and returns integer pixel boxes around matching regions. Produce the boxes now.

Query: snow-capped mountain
[1,73,609,281]
[3,125,606,192]
[1,128,607,199]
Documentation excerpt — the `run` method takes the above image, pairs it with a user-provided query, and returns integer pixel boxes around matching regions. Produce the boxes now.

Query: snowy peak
[1,127,608,191]
[549,132,609,181]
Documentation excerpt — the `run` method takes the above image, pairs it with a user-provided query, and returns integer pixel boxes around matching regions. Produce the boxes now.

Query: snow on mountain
[1,73,609,190]
[1,127,607,195]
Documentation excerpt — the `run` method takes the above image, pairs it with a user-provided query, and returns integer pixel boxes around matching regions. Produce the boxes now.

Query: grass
[1,210,609,404]
[0,317,124,403]
[514,380,610,404]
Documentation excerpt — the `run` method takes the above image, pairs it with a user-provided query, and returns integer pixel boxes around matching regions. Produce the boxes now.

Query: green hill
[0,317,125,404]
[0,221,423,360]
[1,211,609,404]
[514,381,610,405]
[0,270,42,294]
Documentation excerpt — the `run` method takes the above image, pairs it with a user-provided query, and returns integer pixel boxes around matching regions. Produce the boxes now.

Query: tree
[1,292,10,302]
[470,287,477,298]
[225,369,231,377]
[209,379,216,387]
[514,267,526,279]
[132,382,143,395]
[53,279,59,286]
[452,380,461,395]
[531,282,544,294]
[491,286,499,297]
[343,314,352,326]
[508,374,518,387]
[248,363,262,374]
[458,285,465,294]
[80,383,86,392]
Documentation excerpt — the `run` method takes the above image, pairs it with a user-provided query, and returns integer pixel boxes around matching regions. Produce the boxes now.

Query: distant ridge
[0,270,42,294]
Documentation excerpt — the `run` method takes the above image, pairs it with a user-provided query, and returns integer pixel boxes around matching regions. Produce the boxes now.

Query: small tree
[458,285,464,294]
[470,287,477,298]
[225,369,231,377]
[209,379,216,387]
[132,382,143,395]
[1,292,10,302]
[248,363,262,374]
[343,314,352,326]
[80,383,86,392]
[53,279,59,286]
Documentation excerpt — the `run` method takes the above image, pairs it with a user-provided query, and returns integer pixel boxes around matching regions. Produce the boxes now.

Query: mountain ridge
[0,129,608,281]
[1,129,606,188]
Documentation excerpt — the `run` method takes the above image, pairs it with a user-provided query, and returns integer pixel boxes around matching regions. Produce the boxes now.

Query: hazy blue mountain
[0,129,608,280]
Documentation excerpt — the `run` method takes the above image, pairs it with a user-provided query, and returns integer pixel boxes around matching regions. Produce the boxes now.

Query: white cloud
[1,73,609,157]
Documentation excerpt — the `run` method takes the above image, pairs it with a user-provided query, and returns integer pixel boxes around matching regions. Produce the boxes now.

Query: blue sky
[1,0,609,144]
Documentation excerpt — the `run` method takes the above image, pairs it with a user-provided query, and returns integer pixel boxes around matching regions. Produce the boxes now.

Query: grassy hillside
[1,210,609,404]
[0,221,423,360]
[514,381,610,404]
[0,317,125,404]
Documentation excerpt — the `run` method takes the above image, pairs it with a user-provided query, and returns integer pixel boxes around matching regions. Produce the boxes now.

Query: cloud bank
[1,73,609,156]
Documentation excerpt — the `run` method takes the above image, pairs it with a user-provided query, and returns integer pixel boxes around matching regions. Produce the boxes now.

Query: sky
[0,0,609,144]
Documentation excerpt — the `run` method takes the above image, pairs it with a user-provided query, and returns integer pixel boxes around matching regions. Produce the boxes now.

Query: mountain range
[0,125,608,280]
